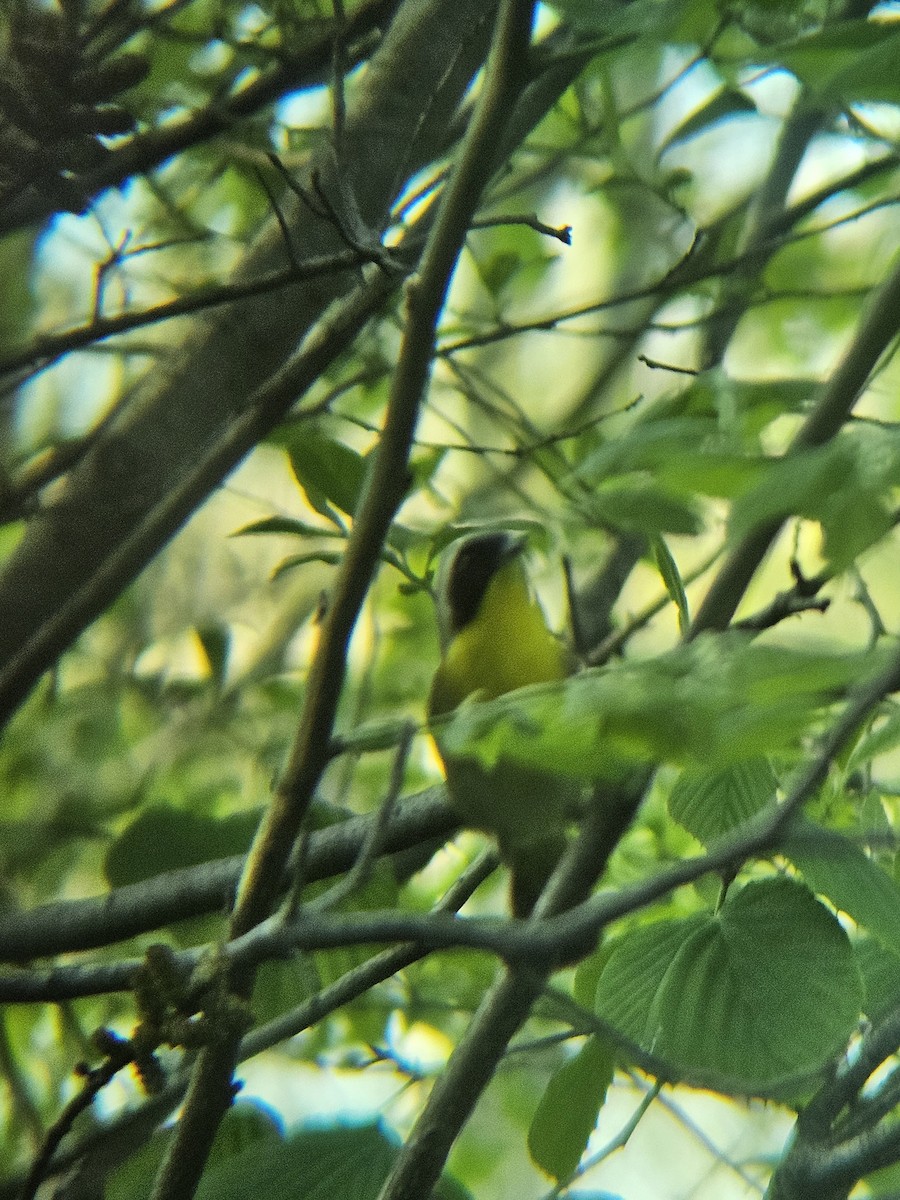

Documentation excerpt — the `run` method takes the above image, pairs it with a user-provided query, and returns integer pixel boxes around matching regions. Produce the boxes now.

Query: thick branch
[0,259,400,727]
[0,788,455,963]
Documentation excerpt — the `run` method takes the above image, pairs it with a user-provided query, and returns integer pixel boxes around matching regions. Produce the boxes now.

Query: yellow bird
[428,531,578,915]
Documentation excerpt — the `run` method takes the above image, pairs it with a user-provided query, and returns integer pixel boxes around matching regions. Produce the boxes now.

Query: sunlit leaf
[285,428,370,519]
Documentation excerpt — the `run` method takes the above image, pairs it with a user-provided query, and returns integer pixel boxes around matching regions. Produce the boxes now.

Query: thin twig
[470,212,572,243]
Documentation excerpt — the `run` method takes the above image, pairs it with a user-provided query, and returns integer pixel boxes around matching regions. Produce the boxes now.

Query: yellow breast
[429,560,569,716]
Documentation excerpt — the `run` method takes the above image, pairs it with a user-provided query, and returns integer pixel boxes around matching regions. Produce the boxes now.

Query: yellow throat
[429,546,570,717]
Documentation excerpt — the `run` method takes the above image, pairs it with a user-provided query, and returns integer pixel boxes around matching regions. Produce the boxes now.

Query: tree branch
[691,247,900,636]
[146,0,516,1195]
[0,258,400,727]
[0,853,497,1200]
[0,788,456,964]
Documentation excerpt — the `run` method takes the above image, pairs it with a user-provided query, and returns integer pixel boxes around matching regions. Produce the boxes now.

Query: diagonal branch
[691,247,900,636]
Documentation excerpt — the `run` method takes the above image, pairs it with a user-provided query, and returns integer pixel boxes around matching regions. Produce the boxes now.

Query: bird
[428,530,578,916]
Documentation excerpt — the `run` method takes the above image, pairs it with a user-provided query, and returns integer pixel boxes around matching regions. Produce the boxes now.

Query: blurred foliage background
[4,1,900,1198]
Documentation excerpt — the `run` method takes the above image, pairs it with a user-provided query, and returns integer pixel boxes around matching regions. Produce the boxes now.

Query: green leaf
[814,481,894,574]
[781,818,900,956]
[105,805,262,887]
[0,229,38,352]
[285,428,369,519]
[588,478,703,536]
[197,1123,395,1200]
[575,411,770,505]
[595,878,861,1090]
[775,21,900,103]
[312,861,400,986]
[251,957,318,1026]
[231,517,336,538]
[546,0,708,39]
[270,550,343,581]
[477,249,521,296]
[107,1130,171,1200]
[573,943,614,1011]
[196,621,230,688]
[528,1036,615,1183]
[108,1104,282,1200]
[656,450,768,500]
[669,758,777,844]
[679,375,818,428]
[579,417,720,480]
[848,706,900,771]
[658,88,756,156]
[728,432,900,570]
[855,936,900,1022]
[652,534,689,634]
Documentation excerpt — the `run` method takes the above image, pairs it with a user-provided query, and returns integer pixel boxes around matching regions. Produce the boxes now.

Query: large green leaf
[192,1122,470,1200]
[728,431,900,570]
[108,1103,282,1200]
[595,878,861,1090]
[855,936,900,1023]
[109,1114,473,1200]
